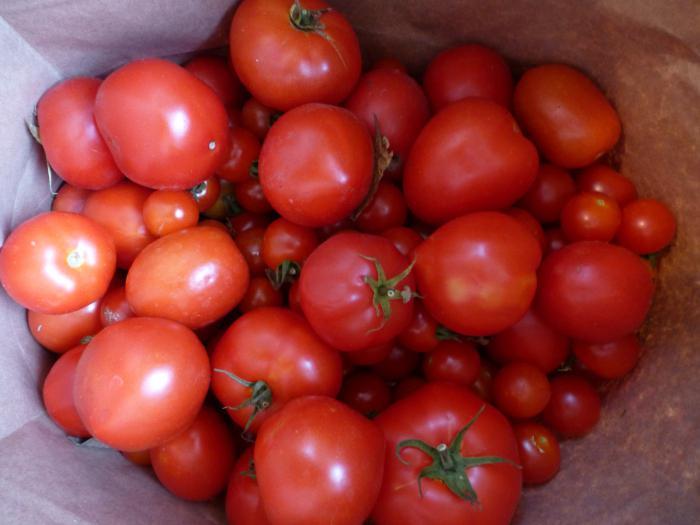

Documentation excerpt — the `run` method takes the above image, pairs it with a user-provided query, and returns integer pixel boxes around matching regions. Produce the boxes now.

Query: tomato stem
[265,259,301,290]
[351,117,393,221]
[241,454,257,480]
[214,368,273,433]
[289,0,331,32]
[361,255,417,331]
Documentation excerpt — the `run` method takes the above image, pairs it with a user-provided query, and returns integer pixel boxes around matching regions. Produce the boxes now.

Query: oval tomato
[226,448,270,525]
[42,344,90,437]
[28,299,102,353]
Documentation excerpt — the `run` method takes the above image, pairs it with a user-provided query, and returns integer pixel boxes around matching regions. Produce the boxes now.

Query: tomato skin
[238,276,284,313]
[235,226,267,276]
[371,344,420,381]
[492,362,551,419]
[415,212,541,336]
[240,98,276,140]
[142,190,199,236]
[42,344,90,437]
[226,448,270,525]
[191,176,221,212]
[372,57,407,74]
[28,299,101,353]
[74,317,210,451]
[262,218,319,270]
[339,371,392,417]
[423,44,513,111]
[422,340,481,388]
[372,383,521,525]
[126,226,249,329]
[234,178,273,214]
[0,212,116,314]
[536,241,653,343]
[150,406,236,501]
[518,164,576,223]
[52,184,92,214]
[287,279,303,315]
[471,358,498,402]
[229,212,272,237]
[381,226,423,259]
[184,56,246,107]
[122,450,151,467]
[230,0,361,111]
[259,104,373,227]
[513,64,621,168]
[255,396,385,525]
[345,341,393,366]
[355,181,408,234]
[542,375,601,438]
[95,58,230,190]
[505,208,546,254]
[615,199,676,254]
[544,226,567,255]
[218,127,261,183]
[397,299,438,353]
[560,191,621,242]
[99,285,133,326]
[572,335,641,379]
[392,375,426,401]
[576,164,637,206]
[403,99,539,225]
[513,422,561,485]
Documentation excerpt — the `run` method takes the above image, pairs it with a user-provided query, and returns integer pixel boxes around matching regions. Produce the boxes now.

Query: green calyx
[396,405,519,504]
[191,180,209,202]
[361,255,417,330]
[249,159,259,178]
[289,0,331,32]
[241,454,257,480]
[213,368,273,433]
[265,259,301,290]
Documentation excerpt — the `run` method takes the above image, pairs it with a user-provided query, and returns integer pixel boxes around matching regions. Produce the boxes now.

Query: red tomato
[392,375,426,401]
[492,362,551,419]
[150,406,236,501]
[355,181,408,234]
[218,127,261,183]
[542,375,601,438]
[37,77,123,190]
[228,212,272,237]
[74,317,210,451]
[471,358,498,402]
[423,44,513,110]
[202,180,238,220]
[397,299,439,353]
[255,396,385,525]
[403,99,539,225]
[423,340,481,388]
[42,344,90,437]
[339,371,392,417]
[211,307,342,433]
[287,279,303,315]
[371,344,420,381]
[230,0,361,111]
[262,218,319,272]
[560,191,621,242]
[184,55,246,107]
[372,57,407,73]
[544,226,567,255]
[235,226,267,276]
[52,184,91,214]
[122,450,151,467]
[536,241,653,343]
[300,232,416,351]
[513,64,621,168]
[126,226,249,329]
[99,285,133,326]
[505,208,547,253]
[415,212,541,336]
[513,422,561,484]
[234,178,273,214]
[345,341,394,366]
[0,212,115,314]
[191,176,221,212]
[572,335,641,379]
[381,226,423,259]
[142,190,199,236]
[238,276,284,313]
[518,164,576,223]
[28,299,101,353]
[372,383,521,525]
[576,164,638,206]
[259,104,373,227]
[240,98,277,140]
[226,448,270,525]
[95,58,230,189]
[616,199,676,254]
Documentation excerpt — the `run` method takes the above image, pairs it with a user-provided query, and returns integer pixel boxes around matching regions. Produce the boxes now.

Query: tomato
[536,241,653,343]
[211,307,342,433]
[355,181,408,234]
[513,64,621,168]
[150,406,236,501]
[423,44,513,111]
[28,299,101,353]
[191,176,221,212]
[0,212,115,314]
[518,164,576,223]
[229,212,272,237]
[198,219,230,233]
[423,340,481,388]
[234,178,273,214]
[74,317,210,450]
[203,180,238,220]
[218,127,261,183]
[544,226,567,255]
[82,181,156,269]
[300,232,416,351]
[392,375,426,401]
[471,358,498,402]
[397,299,439,353]
[255,396,385,525]
[560,191,621,242]
[372,383,521,525]
[403,99,539,225]
[287,279,303,315]
[95,58,230,190]
[230,0,361,111]
[339,371,392,417]
[261,218,319,288]
[238,276,284,313]
[487,308,569,373]
[415,212,541,336]
[505,208,546,253]
[240,98,277,140]
[37,77,123,190]
[576,163,637,206]
[381,226,423,259]
[42,344,90,437]
[226,448,270,525]
[372,57,407,74]
[512,422,561,485]
[52,184,92,214]
[492,362,551,419]
[184,55,245,107]
[259,104,373,227]
[345,341,394,366]
[235,226,267,276]
[344,69,430,178]
[616,199,676,254]
[542,375,601,438]
[122,450,151,467]
[142,190,199,236]
[572,335,641,379]
[371,344,420,381]
[126,226,249,329]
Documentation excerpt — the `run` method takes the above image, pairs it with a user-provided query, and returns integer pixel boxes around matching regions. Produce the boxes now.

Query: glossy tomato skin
[536,241,653,343]
[542,375,601,438]
[505,208,547,253]
[234,178,273,214]
[52,184,91,214]
[230,0,361,111]
[261,218,319,270]
[415,212,541,336]
[422,340,481,388]
[397,299,439,353]
[492,362,551,420]
[513,64,621,168]
[259,104,373,227]
[218,127,261,183]
[211,307,342,433]
[576,164,637,206]
[99,285,133,326]
[42,344,90,437]
[142,190,199,236]
[150,406,236,501]
[240,98,276,140]
[339,371,392,417]
[235,226,267,276]
[616,199,676,254]
[560,191,621,242]
[0,212,116,314]
[572,335,641,379]
[255,396,385,525]
[392,375,426,401]
[345,340,393,366]
[372,383,521,525]
[238,276,284,313]
[518,164,576,223]
[184,55,245,107]
[74,317,210,451]
[513,422,561,484]
[226,448,270,525]
[192,176,221,212]
[28,299,102,353]
[37,77,123,190]
[355,181,408,234]
[381,226,423,259]
[126,226,249,329]
[299,232,416,351]
[403,99,539,225]
[95,58,230,190]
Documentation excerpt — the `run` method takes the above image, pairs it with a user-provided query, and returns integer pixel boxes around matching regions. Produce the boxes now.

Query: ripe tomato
[344,341,393,366]
[0,212,115,314]
[423,44,513,110]
[191,176,221,212]
[381,226,423,259]
[230,0,361,111]
[536,241,653,343]
[37,77,123,190]
[262,218,319,271]
[259,104,373,227]
[422,340,481,388]
[415,212,541,336]
[371,344,420,381]
[150,406,236,501]
[572,335,641,379]
[229,212,272,237]
[392,375,426,401]
[513,64,621,168]
[218,127,261,183]
[615,199,676,254]
[513,422,561,485]
[142,190,199,236]
[355,181,408,234]
[42,344,90,437]
[240,98,277,140]
[492,362,551,419]
[74,317,210,451]
[122,450,151,467]
[542,375,601,438]
[544,226,567,255]
[52,184,91,214]
[226,448,270,525]
[397,299,439,353]
[560,191,621,242]
[234,178,273,214]
[287,279,303,315]
[299,232,416,351]
[518,164,576,223]
[211,307,342,433]
[403,99,539,225]
[235,226,267,276]
[505,208,546,253]
[99,285,133,326]
[576,163,637,206]
[184,55,245,107]
[255,396,385,525]
[238,276,284,313]
[339,371,392,417]
[372,383,521,525]
[471,358,498,403]
[372,57,407,73]
[28,299,101,353]
[126,226,249,329]
[95,58,230,190]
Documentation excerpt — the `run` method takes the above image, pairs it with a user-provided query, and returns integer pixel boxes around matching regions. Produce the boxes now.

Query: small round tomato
[576,164,637,206]
[218,127,261,183]
[544,227,567,255]
[28,299,101,353]
[339,371,392,417]
[471,358,498,402]
[397,299,439,353]
[381,226,423,259]
[572,335,641,379]
[518,164,576,223]
[228,212,272,237]
[513,422,561,485]
[238,276,284,313]
[542,375,601,438]
[203,180,238,220]
[355,181,408,234]
[615,199,676,254]
[0,212,116,314]
[505,208,546,253]
[370,344,420,381]
[422,340,481,388]
[52,184,91,213]
[191,176,221,212]
[392,375,426,401]
[240,98,277,140]
[345,341,394,366]
[492,362,551,419]
[142,190,199,236]
[184,55,245,107]
[42,344,90,437]
[560,191,621,242]
[225,448,270,525]
[235,226,267,276]
[262,218,319,287]
[100,285,133,326]
[234,178,273,214]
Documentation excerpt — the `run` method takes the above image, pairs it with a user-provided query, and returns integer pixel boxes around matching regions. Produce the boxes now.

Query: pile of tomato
[0,0,677,524]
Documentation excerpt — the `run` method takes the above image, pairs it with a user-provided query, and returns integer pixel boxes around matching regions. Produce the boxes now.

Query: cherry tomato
[544,226,567,255]
[572,335,641,379]
[355,181,408,234]
[492,362,551,419]
[235,226,267,276]
[513,422,561,484]
[238,276,284,313]
[576,163,637,206]
[542,375,601,438]
[615,199,676,254]
[218,127,261,183]
[262,218,319,275]
[240,98,277,140]
[99,285,133,326]
[191,176,221,212]
[423,340,481,388]
[392,375,426,401]
[184,55,245,107]
[505,207,547,253]
[42,344,90,437]
[229,213,272,237]
[339,371,392,417]
[381,226,423,259]
[561,191,621,242]
[371,344,420,381]
[225,448,270,525]
[0,212,116,314]
[471,358,498,402]
[28,299,101,354]
[142,190,199,237]
[52,184,91,213]
[203,180,238,220]
[345,341,394,366]
[234,178,273,214]
[397,299,439,353]
[518,164,576,223]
